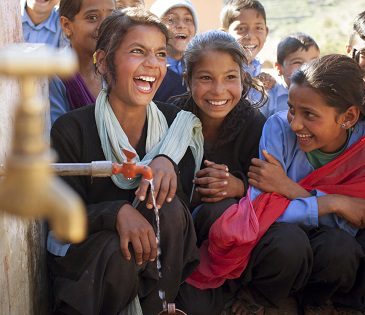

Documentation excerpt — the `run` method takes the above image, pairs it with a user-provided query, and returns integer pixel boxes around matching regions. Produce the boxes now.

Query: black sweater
[51,102,195,234]
[173,96,266,192]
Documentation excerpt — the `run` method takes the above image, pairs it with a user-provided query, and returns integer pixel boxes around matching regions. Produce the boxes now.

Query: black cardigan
[51,102,195,234]
[173,96,266,192]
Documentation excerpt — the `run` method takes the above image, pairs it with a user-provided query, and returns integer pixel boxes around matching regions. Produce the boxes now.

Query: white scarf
[95,89,203,190]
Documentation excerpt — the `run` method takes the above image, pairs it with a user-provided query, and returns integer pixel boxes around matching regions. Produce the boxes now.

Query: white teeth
[208,100,228,106]
[138,85,151,91]
[296,134,312,138]
[244,45,256,49]
[175,33,187,39]
[135,76,156,82]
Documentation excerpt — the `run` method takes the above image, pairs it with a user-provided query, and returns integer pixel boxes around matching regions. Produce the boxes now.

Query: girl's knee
[260,223,312,267]
[311,228,363,280]
[248,223,312,294]
[194,198,237,223]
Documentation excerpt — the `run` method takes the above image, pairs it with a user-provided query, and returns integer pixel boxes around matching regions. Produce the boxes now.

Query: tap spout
[0,44,86,243]
[112,149,153,181]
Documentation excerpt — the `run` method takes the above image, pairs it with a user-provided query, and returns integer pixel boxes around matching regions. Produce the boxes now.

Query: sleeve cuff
[153,154,179,175]
[231,170,248,196]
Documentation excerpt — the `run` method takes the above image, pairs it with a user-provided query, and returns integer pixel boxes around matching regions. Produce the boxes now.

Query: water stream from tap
[148,179,168,311]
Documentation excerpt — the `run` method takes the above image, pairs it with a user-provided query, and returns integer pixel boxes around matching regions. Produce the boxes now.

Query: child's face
[190,50,243,125]
[116,0,144,9]
[26,0,60,15]
[227,8,268,63]
[61,0,115,57]
[287,84,349,153]
[162,7,196,58]
[350,34,365,71]
[276,46,320,87]
[105,25,167,110]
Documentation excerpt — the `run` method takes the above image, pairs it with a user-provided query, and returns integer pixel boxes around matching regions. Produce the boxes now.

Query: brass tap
[0,44,86,243]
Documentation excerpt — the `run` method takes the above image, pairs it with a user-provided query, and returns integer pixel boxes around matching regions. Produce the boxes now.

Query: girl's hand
[248,150,288,193]
[116,203,157,265]
[257,72,276,91]
[135,156,177,209]
[248,150,310,199]
[194,160,245,202]
[322,195,365,228]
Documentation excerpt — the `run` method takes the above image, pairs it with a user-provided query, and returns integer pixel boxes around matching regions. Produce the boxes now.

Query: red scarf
[187,136,365,289]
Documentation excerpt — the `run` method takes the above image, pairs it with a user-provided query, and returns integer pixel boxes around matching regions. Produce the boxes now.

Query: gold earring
[93,52,97,65]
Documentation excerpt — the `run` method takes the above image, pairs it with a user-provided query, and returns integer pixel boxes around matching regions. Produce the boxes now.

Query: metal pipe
[51,161,113,177]
[0,159,153,179]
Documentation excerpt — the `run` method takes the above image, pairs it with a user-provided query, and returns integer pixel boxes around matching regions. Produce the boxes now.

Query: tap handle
[122,149,136,163]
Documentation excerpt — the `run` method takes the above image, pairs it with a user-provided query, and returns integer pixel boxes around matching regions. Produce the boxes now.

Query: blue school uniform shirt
[49,76,70,125]
[250,111,365,236]
[21,2,64,47]
[245,58,261,77]
[245,58,263,104]
[260,80,289,118]
[153,56,187,102]
[167,56,184,76]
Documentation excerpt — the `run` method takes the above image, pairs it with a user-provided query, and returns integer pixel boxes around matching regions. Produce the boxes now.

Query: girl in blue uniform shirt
[248,54,365,313]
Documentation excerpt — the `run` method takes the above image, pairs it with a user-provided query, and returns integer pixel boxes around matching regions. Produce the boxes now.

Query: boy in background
[261,32,320,118]
[221,0,274,104]
[150,0,198,102]
[116,0,144,9]
[21,0,65,47]
[350,11,365,71]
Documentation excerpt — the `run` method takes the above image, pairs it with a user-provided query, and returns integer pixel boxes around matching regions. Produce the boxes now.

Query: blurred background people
[150,0,198,102]
[21,0,66,47]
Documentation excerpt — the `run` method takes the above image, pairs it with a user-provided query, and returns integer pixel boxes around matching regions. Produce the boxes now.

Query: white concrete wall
[0,1,48,314]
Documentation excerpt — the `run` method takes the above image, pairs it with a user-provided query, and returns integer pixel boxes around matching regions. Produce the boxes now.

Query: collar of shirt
[167,56,184,76]
[244,58,261,77]
[275,80,289,98]
[21,3,59,33]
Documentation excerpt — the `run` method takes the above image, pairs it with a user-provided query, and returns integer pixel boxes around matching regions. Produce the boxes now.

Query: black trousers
[48,197,199,315]
[176,199,365,314]
[301,226,364,307]
[306,228,365,310]
[176,199,312,315]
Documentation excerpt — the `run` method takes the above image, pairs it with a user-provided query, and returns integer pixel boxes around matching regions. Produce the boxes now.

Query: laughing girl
[47,9,203,314]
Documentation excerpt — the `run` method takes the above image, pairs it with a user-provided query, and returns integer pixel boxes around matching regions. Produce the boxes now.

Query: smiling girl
[171,30,269,315]
[177,54,365,314]
[247,54,365,312]
[49,0,115,124]
[173,30,266,225]
[47,9,203,314]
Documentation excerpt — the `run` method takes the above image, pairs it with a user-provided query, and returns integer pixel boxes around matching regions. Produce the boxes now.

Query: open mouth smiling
[175,33,188,40]
[207,100,228,106]
[296,133,313,144]
[243,44,257,51]
[134,76,156,92]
